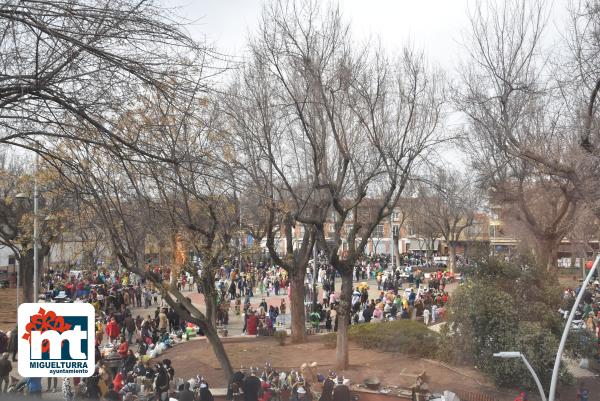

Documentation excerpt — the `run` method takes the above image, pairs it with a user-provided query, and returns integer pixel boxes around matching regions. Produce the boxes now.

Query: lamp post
[15,257,20,308]
[312,241,317,312]
[33,166,38,302]
[548,253,600,401]
[493,352,546,401]
[390,213,394,270]
[239,203,242,273]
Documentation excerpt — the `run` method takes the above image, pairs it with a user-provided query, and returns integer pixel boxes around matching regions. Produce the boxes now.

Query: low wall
[207,387,412,401]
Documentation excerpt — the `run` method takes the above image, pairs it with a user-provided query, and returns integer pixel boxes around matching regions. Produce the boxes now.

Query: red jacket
[247,315,258,335]
[106,321,120,338]
[113,372,124,392]
[117,341,128,358]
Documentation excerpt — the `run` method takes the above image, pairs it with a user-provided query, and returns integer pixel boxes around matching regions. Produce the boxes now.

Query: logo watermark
[18,303,95,377]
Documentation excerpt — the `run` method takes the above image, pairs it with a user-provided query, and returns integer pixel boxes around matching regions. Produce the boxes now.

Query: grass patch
[321,320,439,357]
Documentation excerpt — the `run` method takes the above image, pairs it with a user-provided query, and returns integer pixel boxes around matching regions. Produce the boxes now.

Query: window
[347,210,353,221]
[392,211,401,221]
[346,224,354,235]
[392,225,400,236]
[329,223,336,233]
[373,224,384,238]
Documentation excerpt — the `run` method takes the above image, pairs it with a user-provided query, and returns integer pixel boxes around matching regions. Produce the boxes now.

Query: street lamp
[312,241,317,312]
[390,213,394,270]
[493,352,547,401]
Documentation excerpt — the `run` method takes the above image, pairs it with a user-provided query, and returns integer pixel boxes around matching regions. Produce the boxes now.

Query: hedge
[323,320,439,358]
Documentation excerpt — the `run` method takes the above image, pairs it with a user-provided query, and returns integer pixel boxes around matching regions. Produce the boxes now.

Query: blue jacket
[26,377,42,393]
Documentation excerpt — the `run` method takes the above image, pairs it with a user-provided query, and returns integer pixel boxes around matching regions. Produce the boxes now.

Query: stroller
[7,376,27,393]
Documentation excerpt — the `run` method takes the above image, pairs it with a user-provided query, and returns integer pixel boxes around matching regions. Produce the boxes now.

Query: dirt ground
[0,287,20,331]
[152,334,590,401]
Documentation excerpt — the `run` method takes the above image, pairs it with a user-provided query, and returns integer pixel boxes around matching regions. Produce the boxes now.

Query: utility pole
[16,258,20,307]
[33,152,39,302]
[239,203,243,272]
[390,212,394,270]
[312,240,317,312]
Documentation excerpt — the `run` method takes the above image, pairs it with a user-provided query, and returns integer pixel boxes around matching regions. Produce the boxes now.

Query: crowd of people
[0,265,198,399]
[227,363,356,401]
[0,251,462,400]
[2,249,598,401]
[563,280,600,346]
[303,254,452,333]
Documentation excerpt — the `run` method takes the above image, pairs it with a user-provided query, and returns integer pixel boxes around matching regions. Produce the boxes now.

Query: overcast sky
[171,0,566,70]
[168,0,568,168]
[172,0,473,67]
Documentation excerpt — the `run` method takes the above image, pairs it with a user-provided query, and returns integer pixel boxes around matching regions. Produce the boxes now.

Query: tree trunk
[335,270,353,370]
[136,237,146,275]
[201,267,218,327]
[448,242,456,273]
[204,288,217,327]
[19,254,34,303]
[536,238,559,272]
[289,267,307,343]
[201,320,234,379]
[164,291,233,382]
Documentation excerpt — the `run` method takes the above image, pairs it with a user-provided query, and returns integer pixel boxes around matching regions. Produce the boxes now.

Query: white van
[433,256,449,266]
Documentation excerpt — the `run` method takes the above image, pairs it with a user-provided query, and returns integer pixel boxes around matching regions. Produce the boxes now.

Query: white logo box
[18,303,95,377]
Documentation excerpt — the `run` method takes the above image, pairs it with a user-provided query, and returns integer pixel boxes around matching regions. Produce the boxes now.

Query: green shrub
[322,321,439,357]
[440,255,573,389]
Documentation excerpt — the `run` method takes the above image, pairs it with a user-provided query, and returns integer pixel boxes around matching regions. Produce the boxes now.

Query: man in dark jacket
[0,352,12,393]
[332,377,350,401]
[320,371,336,401]
[154,364,170,401]
[242,369,261,401]
[85,368,101,399]
[178,381,196,401]
[8,327,17,362]
[362,305,373,323]
[227,370,245,401]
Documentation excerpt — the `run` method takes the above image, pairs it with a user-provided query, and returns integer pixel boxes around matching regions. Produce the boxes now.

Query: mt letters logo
[18,303,94,377]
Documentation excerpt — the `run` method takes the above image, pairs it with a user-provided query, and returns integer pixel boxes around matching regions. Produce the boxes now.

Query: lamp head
[493,352,521,359]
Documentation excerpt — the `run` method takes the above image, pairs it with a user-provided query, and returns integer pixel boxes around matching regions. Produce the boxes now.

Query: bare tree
[457,0,581,271]
[564,204,600,276]
[416,169,481,272]
[224,50,320,344]
[49,136,235,380]
[240,0,445,368]
[402,197,440,259]
[0,152,74,301]
[568,0,600,152]
[114,91,241,331]
[0,0,212,163]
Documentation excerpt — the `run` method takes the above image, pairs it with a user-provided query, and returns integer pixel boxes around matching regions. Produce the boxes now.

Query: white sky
[171,0,567,70]
[168,0,569,169]
[172,0,473,67]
